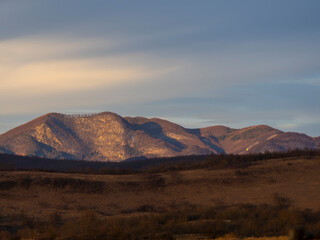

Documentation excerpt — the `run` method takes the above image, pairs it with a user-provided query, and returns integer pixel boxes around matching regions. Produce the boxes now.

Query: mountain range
[0,112,319,162]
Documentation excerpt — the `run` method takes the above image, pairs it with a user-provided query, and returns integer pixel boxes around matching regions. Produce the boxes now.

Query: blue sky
[0,0,319,136]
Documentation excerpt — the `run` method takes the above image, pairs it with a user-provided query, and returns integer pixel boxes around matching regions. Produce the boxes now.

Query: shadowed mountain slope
[0,112,318,162]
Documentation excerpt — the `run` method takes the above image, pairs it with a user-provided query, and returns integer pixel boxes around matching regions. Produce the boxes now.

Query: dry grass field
[1,154,320,239]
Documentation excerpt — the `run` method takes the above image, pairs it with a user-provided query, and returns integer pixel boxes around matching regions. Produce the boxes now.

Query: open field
[1,156,320,217]
[1,154,320,239]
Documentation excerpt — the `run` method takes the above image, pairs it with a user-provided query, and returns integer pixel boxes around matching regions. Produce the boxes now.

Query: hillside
[0,112,318,162]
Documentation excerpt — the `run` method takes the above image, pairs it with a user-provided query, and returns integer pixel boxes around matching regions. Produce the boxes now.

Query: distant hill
[0,112,318,162]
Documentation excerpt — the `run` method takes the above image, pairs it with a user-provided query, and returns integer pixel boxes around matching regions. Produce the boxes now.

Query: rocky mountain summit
[0,112,318,162]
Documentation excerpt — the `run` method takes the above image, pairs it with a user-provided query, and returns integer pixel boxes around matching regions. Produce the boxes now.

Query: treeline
[0,153,109,172]
[1,203,320,239]
[0,148,319,174]
[0,174,167,193]
[151,148,320,173]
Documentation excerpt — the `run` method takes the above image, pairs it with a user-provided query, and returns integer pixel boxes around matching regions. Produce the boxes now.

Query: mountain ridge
[0,112,318,162]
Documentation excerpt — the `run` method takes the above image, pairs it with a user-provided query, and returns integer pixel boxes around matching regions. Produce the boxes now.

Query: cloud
[1,34,319,121]
[0,35,113,61]
[0,59,170,94]
[0,35,181,100]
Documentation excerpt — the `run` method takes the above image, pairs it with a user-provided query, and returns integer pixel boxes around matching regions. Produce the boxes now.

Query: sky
[0,0,319,136]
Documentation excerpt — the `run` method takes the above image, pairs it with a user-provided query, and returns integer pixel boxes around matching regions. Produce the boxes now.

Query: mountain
[0,112,318,162]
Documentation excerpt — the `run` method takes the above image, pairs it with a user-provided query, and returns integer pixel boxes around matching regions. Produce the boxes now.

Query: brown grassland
[0,151,320,239]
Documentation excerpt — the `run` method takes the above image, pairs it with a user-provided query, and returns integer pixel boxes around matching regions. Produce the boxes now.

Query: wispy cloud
[0,35,181,98]
[0,58,170,94]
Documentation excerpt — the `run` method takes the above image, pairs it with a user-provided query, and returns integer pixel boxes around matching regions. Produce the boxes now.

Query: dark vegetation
[1,148,319,174]
[1,203,320,239]
[0,175,166,193]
